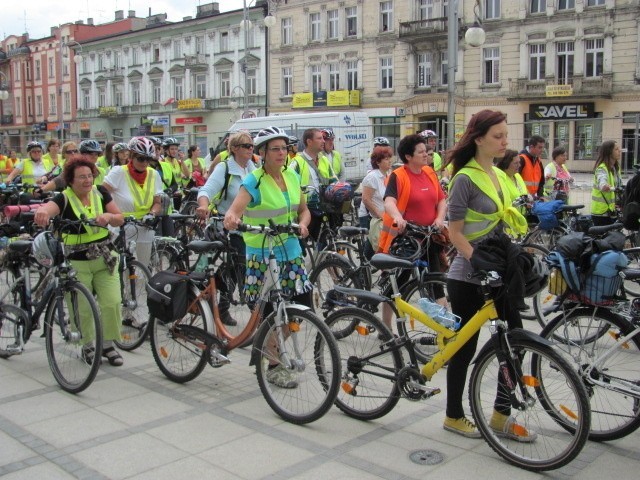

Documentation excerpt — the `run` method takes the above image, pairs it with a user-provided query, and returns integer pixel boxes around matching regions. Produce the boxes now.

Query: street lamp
[58,39,83,141]
[446,0,485,149]
[0,71,9,101]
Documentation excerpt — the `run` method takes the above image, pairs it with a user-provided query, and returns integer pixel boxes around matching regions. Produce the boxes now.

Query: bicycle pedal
[419,386,441,399]
[5,343,23,355]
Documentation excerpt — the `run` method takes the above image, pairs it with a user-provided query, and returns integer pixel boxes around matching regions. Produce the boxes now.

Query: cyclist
[319,128,344,181]
[3,141,53,186]
[495,149,528,209]
[185,145,206,187]
[111,143,130,168]
[446,109,531,439]
[34,158,125,366]
[40,140,107,193]
[223,126,312,388]
[287,135,299,164]
[42,139,63,168]
[591,140,622,226]
[543,146,573,201]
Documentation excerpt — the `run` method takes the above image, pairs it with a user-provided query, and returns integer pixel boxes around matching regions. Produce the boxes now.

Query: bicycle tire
[325,307,403,420]
[214,260,255,349]
[253,307,341,424]
[44,281,102,394]
[540,307,640,441]
[150,290,212,383]
[309,254,364,312]
[523,226,569,251]
[399,276,448,363]
[469,336,590,471]
[149,242,184,274]
[115,260,152,351]
[520,244,550,322]
[0,304,30,358]
[327,240,361,269]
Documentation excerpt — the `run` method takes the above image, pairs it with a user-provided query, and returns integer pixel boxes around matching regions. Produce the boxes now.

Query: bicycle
[324,253,591,471]
[113,217,153,352]
[148,221,341,424]
[0,218,102,393]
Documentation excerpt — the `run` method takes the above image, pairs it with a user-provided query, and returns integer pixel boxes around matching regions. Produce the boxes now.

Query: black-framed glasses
[135,157,152,163]
[236,143,254,149]
[65,149,79,154]
[426,153,434,156]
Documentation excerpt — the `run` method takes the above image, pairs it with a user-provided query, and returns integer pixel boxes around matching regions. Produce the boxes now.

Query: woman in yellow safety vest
[3,141,53,186]
[224,127,312,388]
[43,139,62,168]
[591,140,622,226]
[445,109,531,441]
[34,158,125,366]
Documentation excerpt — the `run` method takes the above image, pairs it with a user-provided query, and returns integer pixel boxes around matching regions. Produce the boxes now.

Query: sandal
[102,347,123,367]
[81,345,98,365]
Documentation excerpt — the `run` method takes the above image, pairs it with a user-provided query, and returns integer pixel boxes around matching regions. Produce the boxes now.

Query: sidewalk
[1,330,639,480]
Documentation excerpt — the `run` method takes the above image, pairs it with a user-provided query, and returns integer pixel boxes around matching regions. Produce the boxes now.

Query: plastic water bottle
[417,298,460,330]
[0,237,9,249]
[194,254,208,272]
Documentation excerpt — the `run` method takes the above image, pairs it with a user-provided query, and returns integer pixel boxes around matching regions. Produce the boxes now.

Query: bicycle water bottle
[417,298,460,330]
[0,237,9,249]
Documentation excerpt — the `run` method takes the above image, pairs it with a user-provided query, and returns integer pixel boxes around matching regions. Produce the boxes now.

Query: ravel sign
[529,103,595,120]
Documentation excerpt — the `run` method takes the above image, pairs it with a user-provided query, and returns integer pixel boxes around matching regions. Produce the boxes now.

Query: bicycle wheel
[469,336,590,471]
[44,281,102,394]
[149,242,184,274]
[309,254,363,312]
[150,291,212,383]
[623,247,640,297]
[116,260,152,351]
[253,307,340,424]
[540,307,640,441]
[0,304,29,358]
[399,276,448,363]
[523,226,568,251]
[520,244,549,322]
[325,307,403,420]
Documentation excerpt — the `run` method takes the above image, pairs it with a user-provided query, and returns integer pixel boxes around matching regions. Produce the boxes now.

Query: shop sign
[176,117,203,125]
[292,92,313,108]
[545,85,573,97]
[530,103,594,120]
[313,91,327,107]
[177,99,203,110]
[80,122,91,130]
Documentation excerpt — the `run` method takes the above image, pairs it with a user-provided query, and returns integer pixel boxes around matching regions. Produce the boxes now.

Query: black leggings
[445,279,522,419]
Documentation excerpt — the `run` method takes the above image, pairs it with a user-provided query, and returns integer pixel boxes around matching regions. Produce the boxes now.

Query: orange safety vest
[519,153,543,196]
[378,165,440,253]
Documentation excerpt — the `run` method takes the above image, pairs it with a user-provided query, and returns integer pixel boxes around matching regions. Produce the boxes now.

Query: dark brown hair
[495,149,519,171]
[62,158,98,186]
[370,145,393,169]
[594,140,619,173]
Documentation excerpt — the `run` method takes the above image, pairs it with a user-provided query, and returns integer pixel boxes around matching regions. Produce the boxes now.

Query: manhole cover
[409,449,444,465]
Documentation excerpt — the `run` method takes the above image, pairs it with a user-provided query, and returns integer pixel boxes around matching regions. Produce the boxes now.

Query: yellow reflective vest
[121,165,157,219]
[61,187,109,245]
[591,165,617,215]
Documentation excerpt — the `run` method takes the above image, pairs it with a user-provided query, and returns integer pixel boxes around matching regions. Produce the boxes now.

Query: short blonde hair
[228,132,253,149]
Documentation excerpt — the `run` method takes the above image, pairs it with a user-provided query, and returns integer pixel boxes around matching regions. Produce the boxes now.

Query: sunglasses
[135,157,152,163]
[236,143,254,149]
[65,149,79,154]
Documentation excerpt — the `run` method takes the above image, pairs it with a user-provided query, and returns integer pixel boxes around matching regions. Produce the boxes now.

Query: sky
[1,0,251,41]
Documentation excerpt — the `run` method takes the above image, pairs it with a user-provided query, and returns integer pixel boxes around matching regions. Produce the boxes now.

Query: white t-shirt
[358,169,388,218]
[103,166,163,215]
[15,160,49,179]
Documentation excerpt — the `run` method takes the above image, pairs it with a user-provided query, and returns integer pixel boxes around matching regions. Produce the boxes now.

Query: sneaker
[443,416,482,439]
[220,311,238,327]
[266,364,298,388]
[489,410,538,443]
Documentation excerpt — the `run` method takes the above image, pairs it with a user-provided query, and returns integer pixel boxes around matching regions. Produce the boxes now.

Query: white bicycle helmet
[79,140,102,154]
[373,137,390,147]
[128,137,156,158]
[254,127,289,150]
[419,129,437,139]
[162,137,180,147]
[112,142,129,153]
[26,141,43,152]
[32,231,64,268]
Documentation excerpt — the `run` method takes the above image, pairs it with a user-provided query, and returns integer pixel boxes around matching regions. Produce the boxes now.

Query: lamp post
[239,0,252,117]
[57,39,83,142]
[446,0,485,149]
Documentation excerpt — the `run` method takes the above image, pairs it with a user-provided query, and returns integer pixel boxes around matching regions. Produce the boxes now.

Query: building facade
[268,0,640,170]
[75,2,269,152]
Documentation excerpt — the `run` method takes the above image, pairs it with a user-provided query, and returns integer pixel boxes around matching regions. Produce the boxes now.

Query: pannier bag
[582,250,628,304]
[146,271,189,323]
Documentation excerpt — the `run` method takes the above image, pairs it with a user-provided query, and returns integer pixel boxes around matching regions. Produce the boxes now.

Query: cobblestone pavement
[1,326,639,480]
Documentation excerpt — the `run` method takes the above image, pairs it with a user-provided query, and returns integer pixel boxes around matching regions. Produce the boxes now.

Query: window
[585,38,604,77]
[14,63,20,81]
[380,2,393,32]
[35,59,41,80]
[485,0,500,19]
[113,84,123,106]
[98,87,106,107]
[556,40,574,84]
[195,74,207,99]
[311,64,322,92]
[419,0,435,20]
[282,66,293,96]
[329,63,339,91]
[483,47,500,84]
[417,53,433,87]
[281,18,293,45]
[172,76,184,100]
[132,47,139,65]
[587,0,604,5]
[346,7,357,37]
[63,61,69,77]
[49,93,56,115]
[63,92,70,113]
[36,95,42,116]
[15,96,21,117]
[219,71,230,97]
[380,57,393,89]
[98,53,104,70]
[152,80,162,103]
[131,82,141,105]
[153,47,160,62]
[309,12,321,41]
[48,57,54,78]
[327,10,339,40]
[246,26,255,49]
[347,61,359,90]
[195,36,205,54]
[113,52,121,69]
[529,44,546,80]
[25,61,31,81]
[558,0,574,10]
[27,95,31,116]
[82,89,90,110]
[530,0,546,13]
[441,51,448,85]
[173,40,182,59]
[220,32,229,52]
[246,68,257,95]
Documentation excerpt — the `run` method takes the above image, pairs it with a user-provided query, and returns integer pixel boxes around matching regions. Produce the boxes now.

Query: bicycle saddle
[186,240,225,254]
[334,285,387,305]
[587,223,623,236]
[370,253,414,270]
[338,226,368,237]
[8,240,33,254]
[561,204,585,212]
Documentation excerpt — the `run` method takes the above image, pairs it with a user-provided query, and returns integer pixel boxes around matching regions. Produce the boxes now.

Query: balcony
[399,17,450,44]
[205,95,266,110]
[508,75,613,100]
[1,114,13,125]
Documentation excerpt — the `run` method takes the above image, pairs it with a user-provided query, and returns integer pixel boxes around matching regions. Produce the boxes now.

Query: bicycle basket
[146,271,189,323]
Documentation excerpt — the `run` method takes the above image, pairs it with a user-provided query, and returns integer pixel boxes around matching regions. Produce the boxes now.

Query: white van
[223,111,373,181]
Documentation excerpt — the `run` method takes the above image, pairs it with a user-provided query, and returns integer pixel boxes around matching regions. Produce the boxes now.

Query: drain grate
[409,449,444,466]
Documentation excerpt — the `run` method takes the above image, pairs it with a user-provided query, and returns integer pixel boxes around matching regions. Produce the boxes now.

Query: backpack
[622,173,640,230]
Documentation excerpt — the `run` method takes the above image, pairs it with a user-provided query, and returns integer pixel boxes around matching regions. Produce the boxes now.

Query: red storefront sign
[175,117,203,125]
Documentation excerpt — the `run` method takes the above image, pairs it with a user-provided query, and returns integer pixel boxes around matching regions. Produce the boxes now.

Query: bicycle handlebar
[236,221,302,236]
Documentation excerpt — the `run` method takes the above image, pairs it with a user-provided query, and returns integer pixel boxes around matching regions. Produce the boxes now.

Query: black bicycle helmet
[26,141,43,152]
[79,140,102,154]
[388,234,421,262]
[523,254,550,297]
[254,126,289,150]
